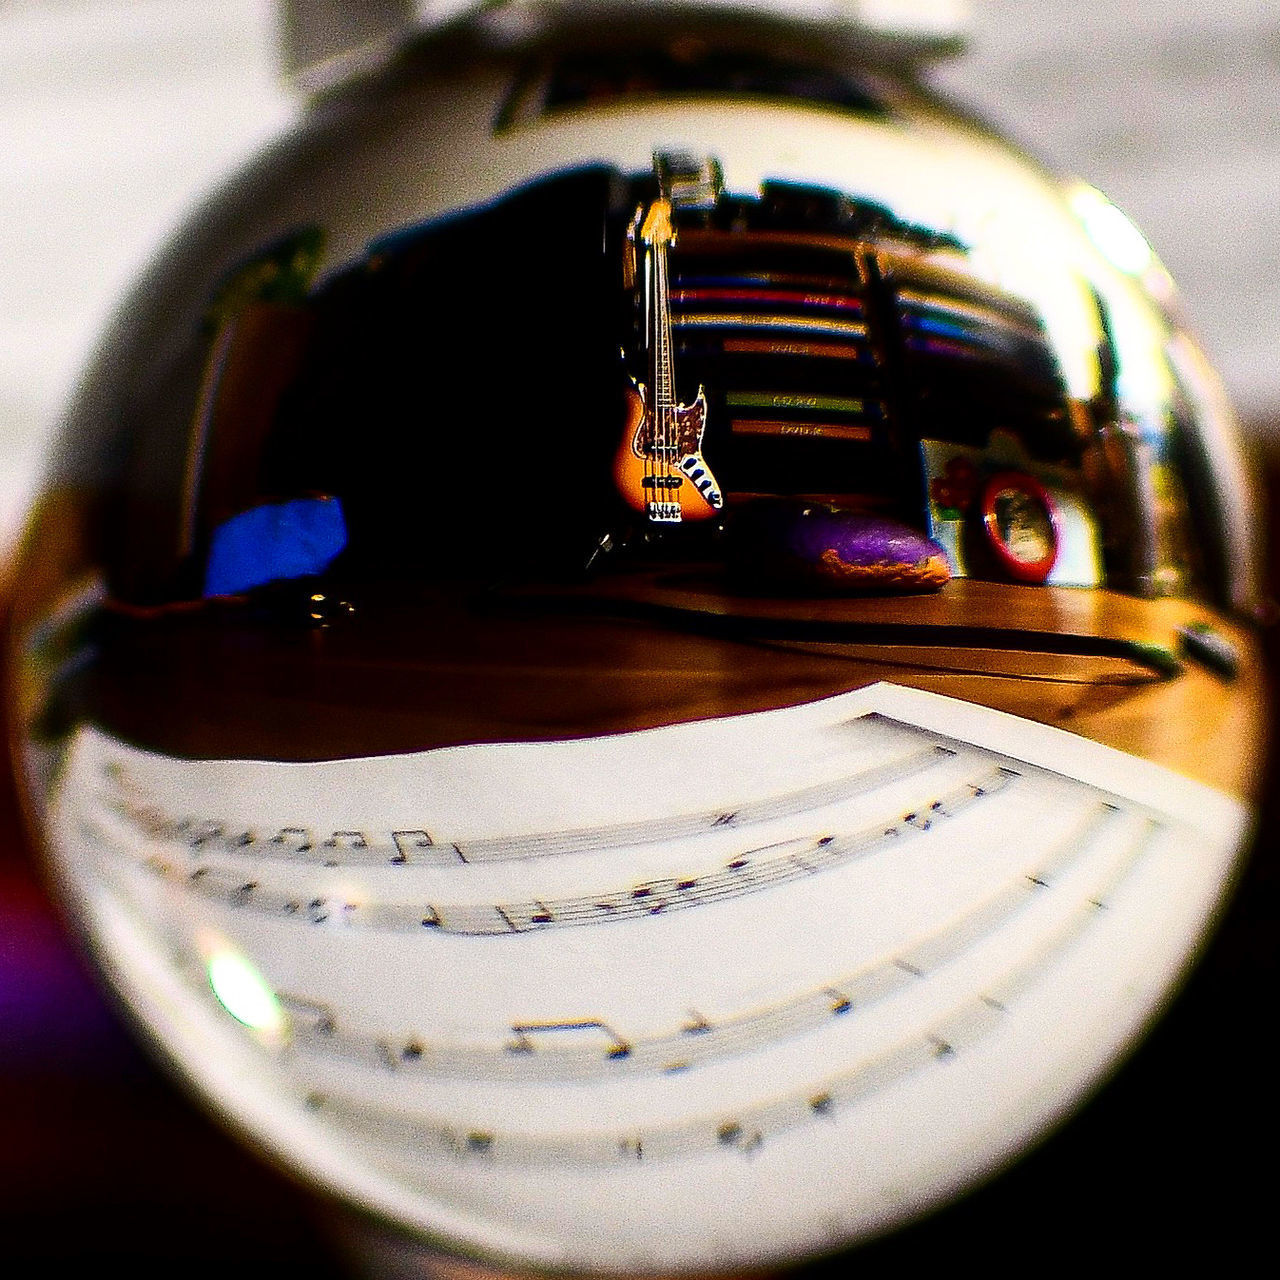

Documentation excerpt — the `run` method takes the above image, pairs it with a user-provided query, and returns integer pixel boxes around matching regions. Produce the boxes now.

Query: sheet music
[47,683,1249,1273]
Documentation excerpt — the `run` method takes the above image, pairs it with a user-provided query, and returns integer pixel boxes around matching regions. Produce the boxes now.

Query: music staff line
[277,803,1146,1083]
[866,712,1200,847]
[98,763,1019,937]
[306,821,1158,1169]
[97,741,949,870]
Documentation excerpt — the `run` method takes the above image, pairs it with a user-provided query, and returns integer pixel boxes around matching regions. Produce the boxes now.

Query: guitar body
[615,380,723,522]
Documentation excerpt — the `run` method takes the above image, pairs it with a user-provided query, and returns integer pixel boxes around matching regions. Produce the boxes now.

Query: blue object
[204,497,347,597]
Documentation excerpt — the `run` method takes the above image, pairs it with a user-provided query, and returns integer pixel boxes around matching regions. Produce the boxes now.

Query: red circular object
[978,471,1060,584]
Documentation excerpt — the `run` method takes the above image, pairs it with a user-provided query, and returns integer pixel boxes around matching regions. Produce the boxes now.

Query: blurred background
[2,0,1278,1271]
[5,0,1280,552]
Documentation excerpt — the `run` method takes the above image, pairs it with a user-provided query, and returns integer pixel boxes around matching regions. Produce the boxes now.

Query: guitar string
[644,209,654,509]
[657,204,672,511]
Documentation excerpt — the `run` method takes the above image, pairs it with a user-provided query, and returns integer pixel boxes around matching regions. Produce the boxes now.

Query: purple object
[734,501,951,594]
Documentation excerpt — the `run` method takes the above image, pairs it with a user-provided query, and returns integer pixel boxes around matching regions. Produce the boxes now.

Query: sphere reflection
[5,10,1266,1274]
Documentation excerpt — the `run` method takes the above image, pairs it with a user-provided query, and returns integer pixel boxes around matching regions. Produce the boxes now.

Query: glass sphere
[5,7,1266,1274]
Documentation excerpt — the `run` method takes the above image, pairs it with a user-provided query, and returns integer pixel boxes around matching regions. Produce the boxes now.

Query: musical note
[825,989,853,1016]
[278,993,337,1037]
[269,827,314,856]
[618,1137,644,1162]
[321,831,369,862]
[112,763,1022,939]
[506,1021,633,1061]
[716,1121,764,1155]
[96,738,949,869]
[308,829,1149,1172]
[390,830,440,864]
[495,900,557,932]
[231,880,258,907]
[181,819,224,849]
[242,801,1139,1088]
[301,939,1042,1170]
[91,792,1173,1182]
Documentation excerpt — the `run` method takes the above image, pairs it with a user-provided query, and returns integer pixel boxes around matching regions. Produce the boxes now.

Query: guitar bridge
[646,501,684,524]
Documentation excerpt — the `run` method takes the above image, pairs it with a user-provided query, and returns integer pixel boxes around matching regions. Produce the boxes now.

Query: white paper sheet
[46,682,1249,1272]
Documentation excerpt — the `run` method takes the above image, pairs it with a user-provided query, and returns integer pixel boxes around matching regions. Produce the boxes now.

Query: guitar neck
[651,236,675,417]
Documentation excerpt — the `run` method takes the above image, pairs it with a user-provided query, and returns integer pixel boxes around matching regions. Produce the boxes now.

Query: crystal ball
[5,7,1266,1273]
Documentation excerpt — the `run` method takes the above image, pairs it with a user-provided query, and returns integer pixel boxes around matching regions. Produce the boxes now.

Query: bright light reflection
[1070,186,1154,276]
[207,947,286,1036]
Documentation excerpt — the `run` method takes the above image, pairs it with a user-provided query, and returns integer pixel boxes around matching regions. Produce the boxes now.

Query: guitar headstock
[641,198,676,248]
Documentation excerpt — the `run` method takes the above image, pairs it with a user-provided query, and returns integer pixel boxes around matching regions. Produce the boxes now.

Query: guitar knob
[5,2,1267,1275]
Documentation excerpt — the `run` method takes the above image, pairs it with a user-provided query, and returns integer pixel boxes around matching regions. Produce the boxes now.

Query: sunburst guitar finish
[615,381,721,523]
[615,196,722,524]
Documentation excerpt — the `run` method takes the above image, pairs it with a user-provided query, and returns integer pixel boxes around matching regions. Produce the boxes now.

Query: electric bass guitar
[614,196,722,523]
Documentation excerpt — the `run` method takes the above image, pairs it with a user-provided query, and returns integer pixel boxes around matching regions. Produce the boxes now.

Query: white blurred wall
[932,0,1280,425]
[0,0,292,543]
[2,0,1278,545]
